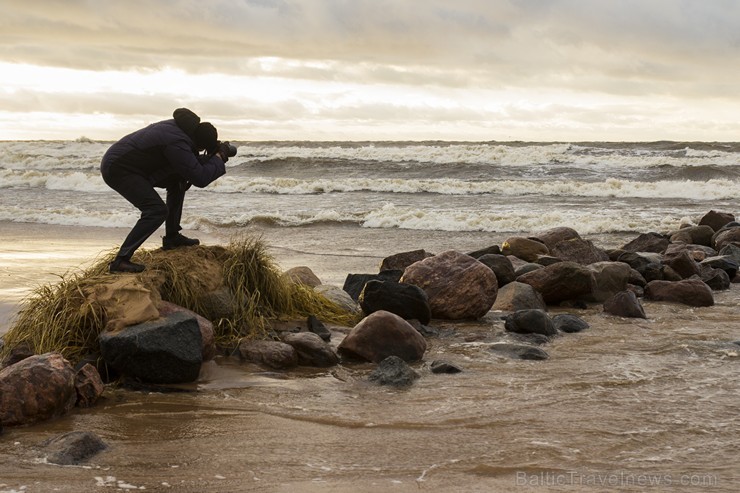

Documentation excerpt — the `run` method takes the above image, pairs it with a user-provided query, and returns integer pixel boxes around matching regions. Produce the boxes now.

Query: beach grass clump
[0,234,357,365]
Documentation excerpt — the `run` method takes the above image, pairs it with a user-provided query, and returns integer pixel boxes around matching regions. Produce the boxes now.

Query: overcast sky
[2,0,740,141]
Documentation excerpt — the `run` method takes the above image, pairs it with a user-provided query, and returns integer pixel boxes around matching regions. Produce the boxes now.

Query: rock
[307,314,331,342]
[99,311,203,384]
[284,266,322,287]
[645,278,714,307]
[0,353,76,426]
[501,332,552,345]
[477,254,516,286]
[368,356,420,387]
[343,270,403,301]
[517,261,596,304]
[430,360,463,374]
[492,281,547,312]
[700,255,739,279]
[620,232,670,253]
[502,237,549,262]
[535,255,562,266]
[550,238,609,265]
[314,284,362,316]
[586,261,632,302]
[719,243,740,265]
[552,313,590,333]
[380,249,433,272]
[628,268,647,287]
[514,262,542,277]
[466,244,502,258]
[0,341,34,369]
[670,225,715,246]
[603,291,647,318]
[408,319,440,338]
[238,339,298,369]
[700,267,731,291]
[617,252,664,282]
[489,343,549,360]
[712,225,740,251]
[699,210,735,232]
[196,286,235,321]
[158,301,216,361]
[661,265,683,282]
[74,363,104,408]
[664,243,716,261]
[41,431,107,465]
[282,332,339,367]
[530,227,581,251]
[401,250,498,320]
[663,250,702,279]
[504,309,557,336]
[359,280,431,324]
[338,310,427,363]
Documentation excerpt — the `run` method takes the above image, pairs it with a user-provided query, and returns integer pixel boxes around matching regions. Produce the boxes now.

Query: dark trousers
[102,166,185,260]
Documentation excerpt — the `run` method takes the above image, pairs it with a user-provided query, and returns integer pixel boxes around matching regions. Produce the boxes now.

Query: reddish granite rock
[74,363,105,408]
[699,210,735,232]
[644,278,714,307]
[530,227,582,251]
[0,352,76,426]
[338,310,427,363]
[517,261,596,304]
[401,250,497,320]
[238,339,298,369]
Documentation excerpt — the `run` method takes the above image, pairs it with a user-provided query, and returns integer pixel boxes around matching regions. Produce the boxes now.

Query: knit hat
[173,108,200,136]
[194,122,218,152]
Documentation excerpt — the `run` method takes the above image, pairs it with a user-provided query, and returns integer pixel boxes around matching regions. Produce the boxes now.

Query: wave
[3,168,737,201]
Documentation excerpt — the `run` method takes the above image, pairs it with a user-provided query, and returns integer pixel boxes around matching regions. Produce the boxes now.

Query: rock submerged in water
[644,278,714,307]
[489,342,549,361]
[401,250,497,320]
[41,431,107,465]
[504,309,557,336]
[368,356,420,387]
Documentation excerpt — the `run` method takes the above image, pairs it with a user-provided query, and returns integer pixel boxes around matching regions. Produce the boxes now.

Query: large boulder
[700,255,739,279]
[337,310,427,363]
[359,280,431,324]
[380,249,433,272]
[314,284,361,316]
[700,267,731,291]
[401,250,497,320]
[517,261,596,304]
[0,352,76,426]
[477,254,516,286]
[603,290,647,318]
[283,266,322,287]
[502,237,549,262]
[620,232,670,253]
[238,339,298,369]
[99,311,203,384]
[586,261,632,302]
[550,238,609,265]
[530,227,581,251]
[158,301,216,361]
[699,210,735,232]
[617,252,664,282]
[644,279,714,307]
[492,281,547,312]
[504,309,557,336]
[281,332,339,367]
[712,225,740,251]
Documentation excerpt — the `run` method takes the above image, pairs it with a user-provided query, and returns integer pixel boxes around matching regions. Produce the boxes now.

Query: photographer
[100,108,236,273]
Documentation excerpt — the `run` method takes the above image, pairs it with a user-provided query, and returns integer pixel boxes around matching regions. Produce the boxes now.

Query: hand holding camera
[215,141,237,162]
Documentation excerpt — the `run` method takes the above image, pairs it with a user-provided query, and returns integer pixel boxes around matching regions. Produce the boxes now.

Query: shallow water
[1,222,738,492]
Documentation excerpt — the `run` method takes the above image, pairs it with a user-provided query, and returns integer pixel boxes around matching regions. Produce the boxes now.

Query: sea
[0,140,738,492]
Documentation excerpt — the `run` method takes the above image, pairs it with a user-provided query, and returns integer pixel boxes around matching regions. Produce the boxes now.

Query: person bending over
[101,108,235,273]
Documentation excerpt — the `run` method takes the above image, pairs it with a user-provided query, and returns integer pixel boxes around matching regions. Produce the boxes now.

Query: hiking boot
[109,258,146,273]
[162,233,200,250]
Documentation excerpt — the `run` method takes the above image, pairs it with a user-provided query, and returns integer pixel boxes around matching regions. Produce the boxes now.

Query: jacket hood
[173,108,200,137]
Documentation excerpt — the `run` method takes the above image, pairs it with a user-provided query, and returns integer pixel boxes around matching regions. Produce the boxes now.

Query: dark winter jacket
[101,116,226,188]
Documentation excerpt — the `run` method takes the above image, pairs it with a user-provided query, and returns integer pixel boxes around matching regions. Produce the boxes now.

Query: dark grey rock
[359,280,431,324]
[700,255,738,279]
[368,356,420,387]
[343,270,403,300]
[489,343,549,360]
[98,311,202,384]
[380,249,433,272]
[430,360,463,374]
[603,291,647,319]
[466,244,502,258]
[42,431,107,465]
[504,309,557,336]
[307,315,331,342]
[478,254,516,286]
[282,332,339,367]
[620,232,670,253]
[700,267,731,291]
[552,313,590,333]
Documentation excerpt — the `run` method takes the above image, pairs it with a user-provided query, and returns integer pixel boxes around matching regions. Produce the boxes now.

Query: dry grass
[1,234,357,365]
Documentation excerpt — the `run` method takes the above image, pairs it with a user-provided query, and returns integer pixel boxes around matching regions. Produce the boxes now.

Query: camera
[218,141,237,158]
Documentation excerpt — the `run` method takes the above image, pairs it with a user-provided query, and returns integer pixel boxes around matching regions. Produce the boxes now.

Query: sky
[2,0,740,142]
